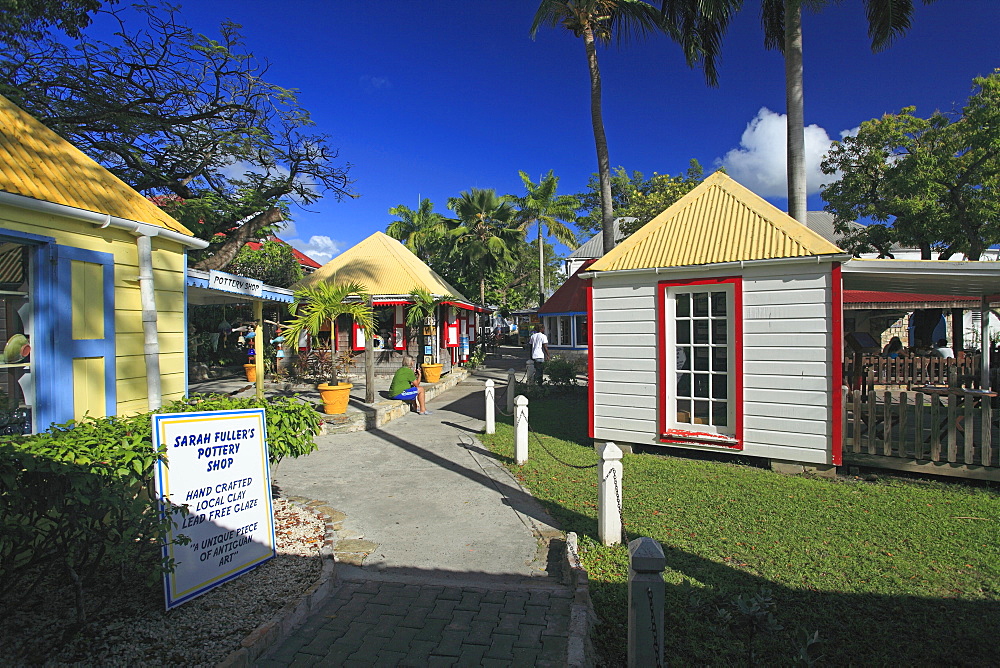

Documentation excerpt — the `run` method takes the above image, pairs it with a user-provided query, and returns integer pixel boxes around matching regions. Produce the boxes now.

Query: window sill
[661,429,741,449]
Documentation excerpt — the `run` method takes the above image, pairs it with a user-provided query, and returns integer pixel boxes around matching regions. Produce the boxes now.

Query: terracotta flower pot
[244,363,257,382]
[317,382,352,414]
[421,363,443,383]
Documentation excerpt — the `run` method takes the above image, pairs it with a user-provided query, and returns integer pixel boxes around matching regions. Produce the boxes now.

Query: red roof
[539,259,596,315]
[245,236,322,269]
[844,290,980,304]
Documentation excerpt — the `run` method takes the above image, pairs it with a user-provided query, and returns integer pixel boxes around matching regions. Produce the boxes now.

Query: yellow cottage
[0,94,207,433]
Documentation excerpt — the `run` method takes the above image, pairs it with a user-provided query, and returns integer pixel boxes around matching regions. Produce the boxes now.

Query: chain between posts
[647,586,663,668]
[494,370,528,417]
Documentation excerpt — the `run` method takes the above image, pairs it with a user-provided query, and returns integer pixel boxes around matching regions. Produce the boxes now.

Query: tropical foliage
[227,239,304,288]
[821,70,1000,260]
[0,4,354,270]
[447,188,524,307]
[386,198,452,262]
[508,171,579,307]
[282,280,374,384]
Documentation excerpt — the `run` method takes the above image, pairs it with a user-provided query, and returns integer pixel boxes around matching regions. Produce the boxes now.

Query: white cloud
[360,74,391,93]
[285,234,344,266]
[717,107,852,198]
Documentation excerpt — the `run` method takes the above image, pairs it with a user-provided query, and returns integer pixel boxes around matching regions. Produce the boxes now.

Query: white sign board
[153,408,276,610]
[208,270,263,298]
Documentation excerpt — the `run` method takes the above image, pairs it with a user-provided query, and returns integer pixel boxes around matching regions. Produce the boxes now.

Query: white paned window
[668,284,735,438]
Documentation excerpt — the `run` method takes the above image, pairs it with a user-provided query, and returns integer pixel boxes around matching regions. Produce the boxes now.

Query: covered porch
[840,260,1000,481]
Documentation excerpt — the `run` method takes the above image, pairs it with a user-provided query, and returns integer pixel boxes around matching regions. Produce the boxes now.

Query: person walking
[528,323,549,384]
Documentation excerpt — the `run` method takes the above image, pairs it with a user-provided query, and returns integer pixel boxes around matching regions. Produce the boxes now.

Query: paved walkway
[259,353,576,666]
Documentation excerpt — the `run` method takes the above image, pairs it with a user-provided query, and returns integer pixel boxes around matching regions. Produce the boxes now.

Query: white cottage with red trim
[584,172,852,467]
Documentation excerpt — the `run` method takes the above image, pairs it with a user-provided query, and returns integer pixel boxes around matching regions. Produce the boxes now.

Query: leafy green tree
[0,0,114,42]
[531,1,728,255]
[446,188,524,307]
[821,71,1000,261]
[574,160,705,239]
[227,239,304,288]
[507,171,579,307]
[0,4,354,270]
[574,167,650,238]
[386,198,452,262]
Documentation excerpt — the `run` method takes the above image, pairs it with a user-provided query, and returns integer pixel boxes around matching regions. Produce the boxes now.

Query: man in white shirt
[528,324,549,384]
[932,338,955,359]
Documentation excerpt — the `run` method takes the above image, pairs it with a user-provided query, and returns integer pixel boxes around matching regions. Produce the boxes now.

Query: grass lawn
[479,394,1000,666]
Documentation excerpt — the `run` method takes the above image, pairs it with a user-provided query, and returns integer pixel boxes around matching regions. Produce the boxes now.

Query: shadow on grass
[587,541,1000,666]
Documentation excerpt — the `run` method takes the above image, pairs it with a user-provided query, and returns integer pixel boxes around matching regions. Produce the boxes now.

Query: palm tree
[532,0,737,254]
[446,188,524,308]
[508,170,580,307]
[282,280,374,385]
[758,0,924,222]
[386,198,451,262]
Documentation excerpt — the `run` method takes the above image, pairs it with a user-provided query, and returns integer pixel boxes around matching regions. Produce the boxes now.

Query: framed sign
[153,408,276,610]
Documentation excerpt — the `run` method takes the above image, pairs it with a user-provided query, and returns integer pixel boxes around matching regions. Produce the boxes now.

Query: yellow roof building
[298,231,473,304]
[0,94,191,235]
[589,171,844,273]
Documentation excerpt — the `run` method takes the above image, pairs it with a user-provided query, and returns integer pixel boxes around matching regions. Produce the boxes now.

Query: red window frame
[658,276,744,450]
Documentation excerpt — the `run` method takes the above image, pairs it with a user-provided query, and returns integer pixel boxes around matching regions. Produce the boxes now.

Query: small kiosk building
[585,172,849,466]
[0,94,206,432]
[295,232,483,376]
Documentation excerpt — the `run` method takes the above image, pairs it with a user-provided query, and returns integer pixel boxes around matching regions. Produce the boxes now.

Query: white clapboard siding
[744,332,828,348]
[744,400,828,421]
[741,263,832,459]
[743,374,828,391]
[590,262,835,463]
[743,288,829,306]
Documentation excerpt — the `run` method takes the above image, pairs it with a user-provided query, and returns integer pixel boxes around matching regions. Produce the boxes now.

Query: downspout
[981,296,990,390]
[135,231,162,410]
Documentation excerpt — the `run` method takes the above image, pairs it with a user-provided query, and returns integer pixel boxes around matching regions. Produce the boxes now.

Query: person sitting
[882,336,904,359]
[931,338,955,359]
[389,355,430,415]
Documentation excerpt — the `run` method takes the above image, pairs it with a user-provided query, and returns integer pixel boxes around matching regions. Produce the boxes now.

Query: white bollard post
[506,368,516,414]
[598,442,624,545]
[526,360,536,385]
[515,395,529,465]
[484,379,495,434]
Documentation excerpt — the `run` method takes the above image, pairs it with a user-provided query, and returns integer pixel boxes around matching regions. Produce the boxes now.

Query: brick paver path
[259,577,573,667]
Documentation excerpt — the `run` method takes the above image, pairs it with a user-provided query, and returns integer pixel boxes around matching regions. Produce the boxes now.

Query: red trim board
[656,276,744,450]
[586,280,594,440]
[831,263,844,466]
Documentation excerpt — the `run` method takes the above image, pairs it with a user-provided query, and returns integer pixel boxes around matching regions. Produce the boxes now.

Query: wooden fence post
[515,395,528,465]
[628,537,665,668]
[598,442,623,546]
[484,379,495,435]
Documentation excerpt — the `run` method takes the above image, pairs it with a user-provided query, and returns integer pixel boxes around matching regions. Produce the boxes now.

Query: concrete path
[260,355,576,666]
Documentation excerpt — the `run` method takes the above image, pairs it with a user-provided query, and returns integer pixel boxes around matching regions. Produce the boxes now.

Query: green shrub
[545,355,582,386]
[168,394,322,464]
[0,393,321,621]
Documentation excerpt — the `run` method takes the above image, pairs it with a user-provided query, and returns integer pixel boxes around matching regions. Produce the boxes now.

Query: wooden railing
[844,355,981,389]
[843,386,997,468]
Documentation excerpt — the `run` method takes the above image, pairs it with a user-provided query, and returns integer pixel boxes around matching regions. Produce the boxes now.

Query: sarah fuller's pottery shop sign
[153,408,276,610]
[208,269,263,298]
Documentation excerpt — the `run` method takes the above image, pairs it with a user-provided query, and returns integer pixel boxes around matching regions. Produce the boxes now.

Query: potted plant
[283,280,374,414]
[406,287,454,383]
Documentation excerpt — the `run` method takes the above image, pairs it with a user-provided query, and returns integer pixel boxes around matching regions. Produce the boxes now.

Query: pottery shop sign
[152,408,276,610]
[208,269,263,298]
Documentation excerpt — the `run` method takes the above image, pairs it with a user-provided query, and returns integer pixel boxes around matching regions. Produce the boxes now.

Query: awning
[186,268,294,305]
[842,260,1000,298]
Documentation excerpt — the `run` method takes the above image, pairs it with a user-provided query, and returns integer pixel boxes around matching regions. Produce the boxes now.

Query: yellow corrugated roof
[296,231,472,302]
[0,94,192,235]
[589,171,844,272]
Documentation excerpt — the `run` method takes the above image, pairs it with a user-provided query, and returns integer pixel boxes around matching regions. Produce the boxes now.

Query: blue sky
[101,1,1000,263]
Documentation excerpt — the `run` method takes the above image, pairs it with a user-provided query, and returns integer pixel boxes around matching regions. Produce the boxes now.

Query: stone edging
[565,532,599,668]
[216,499,340,668]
